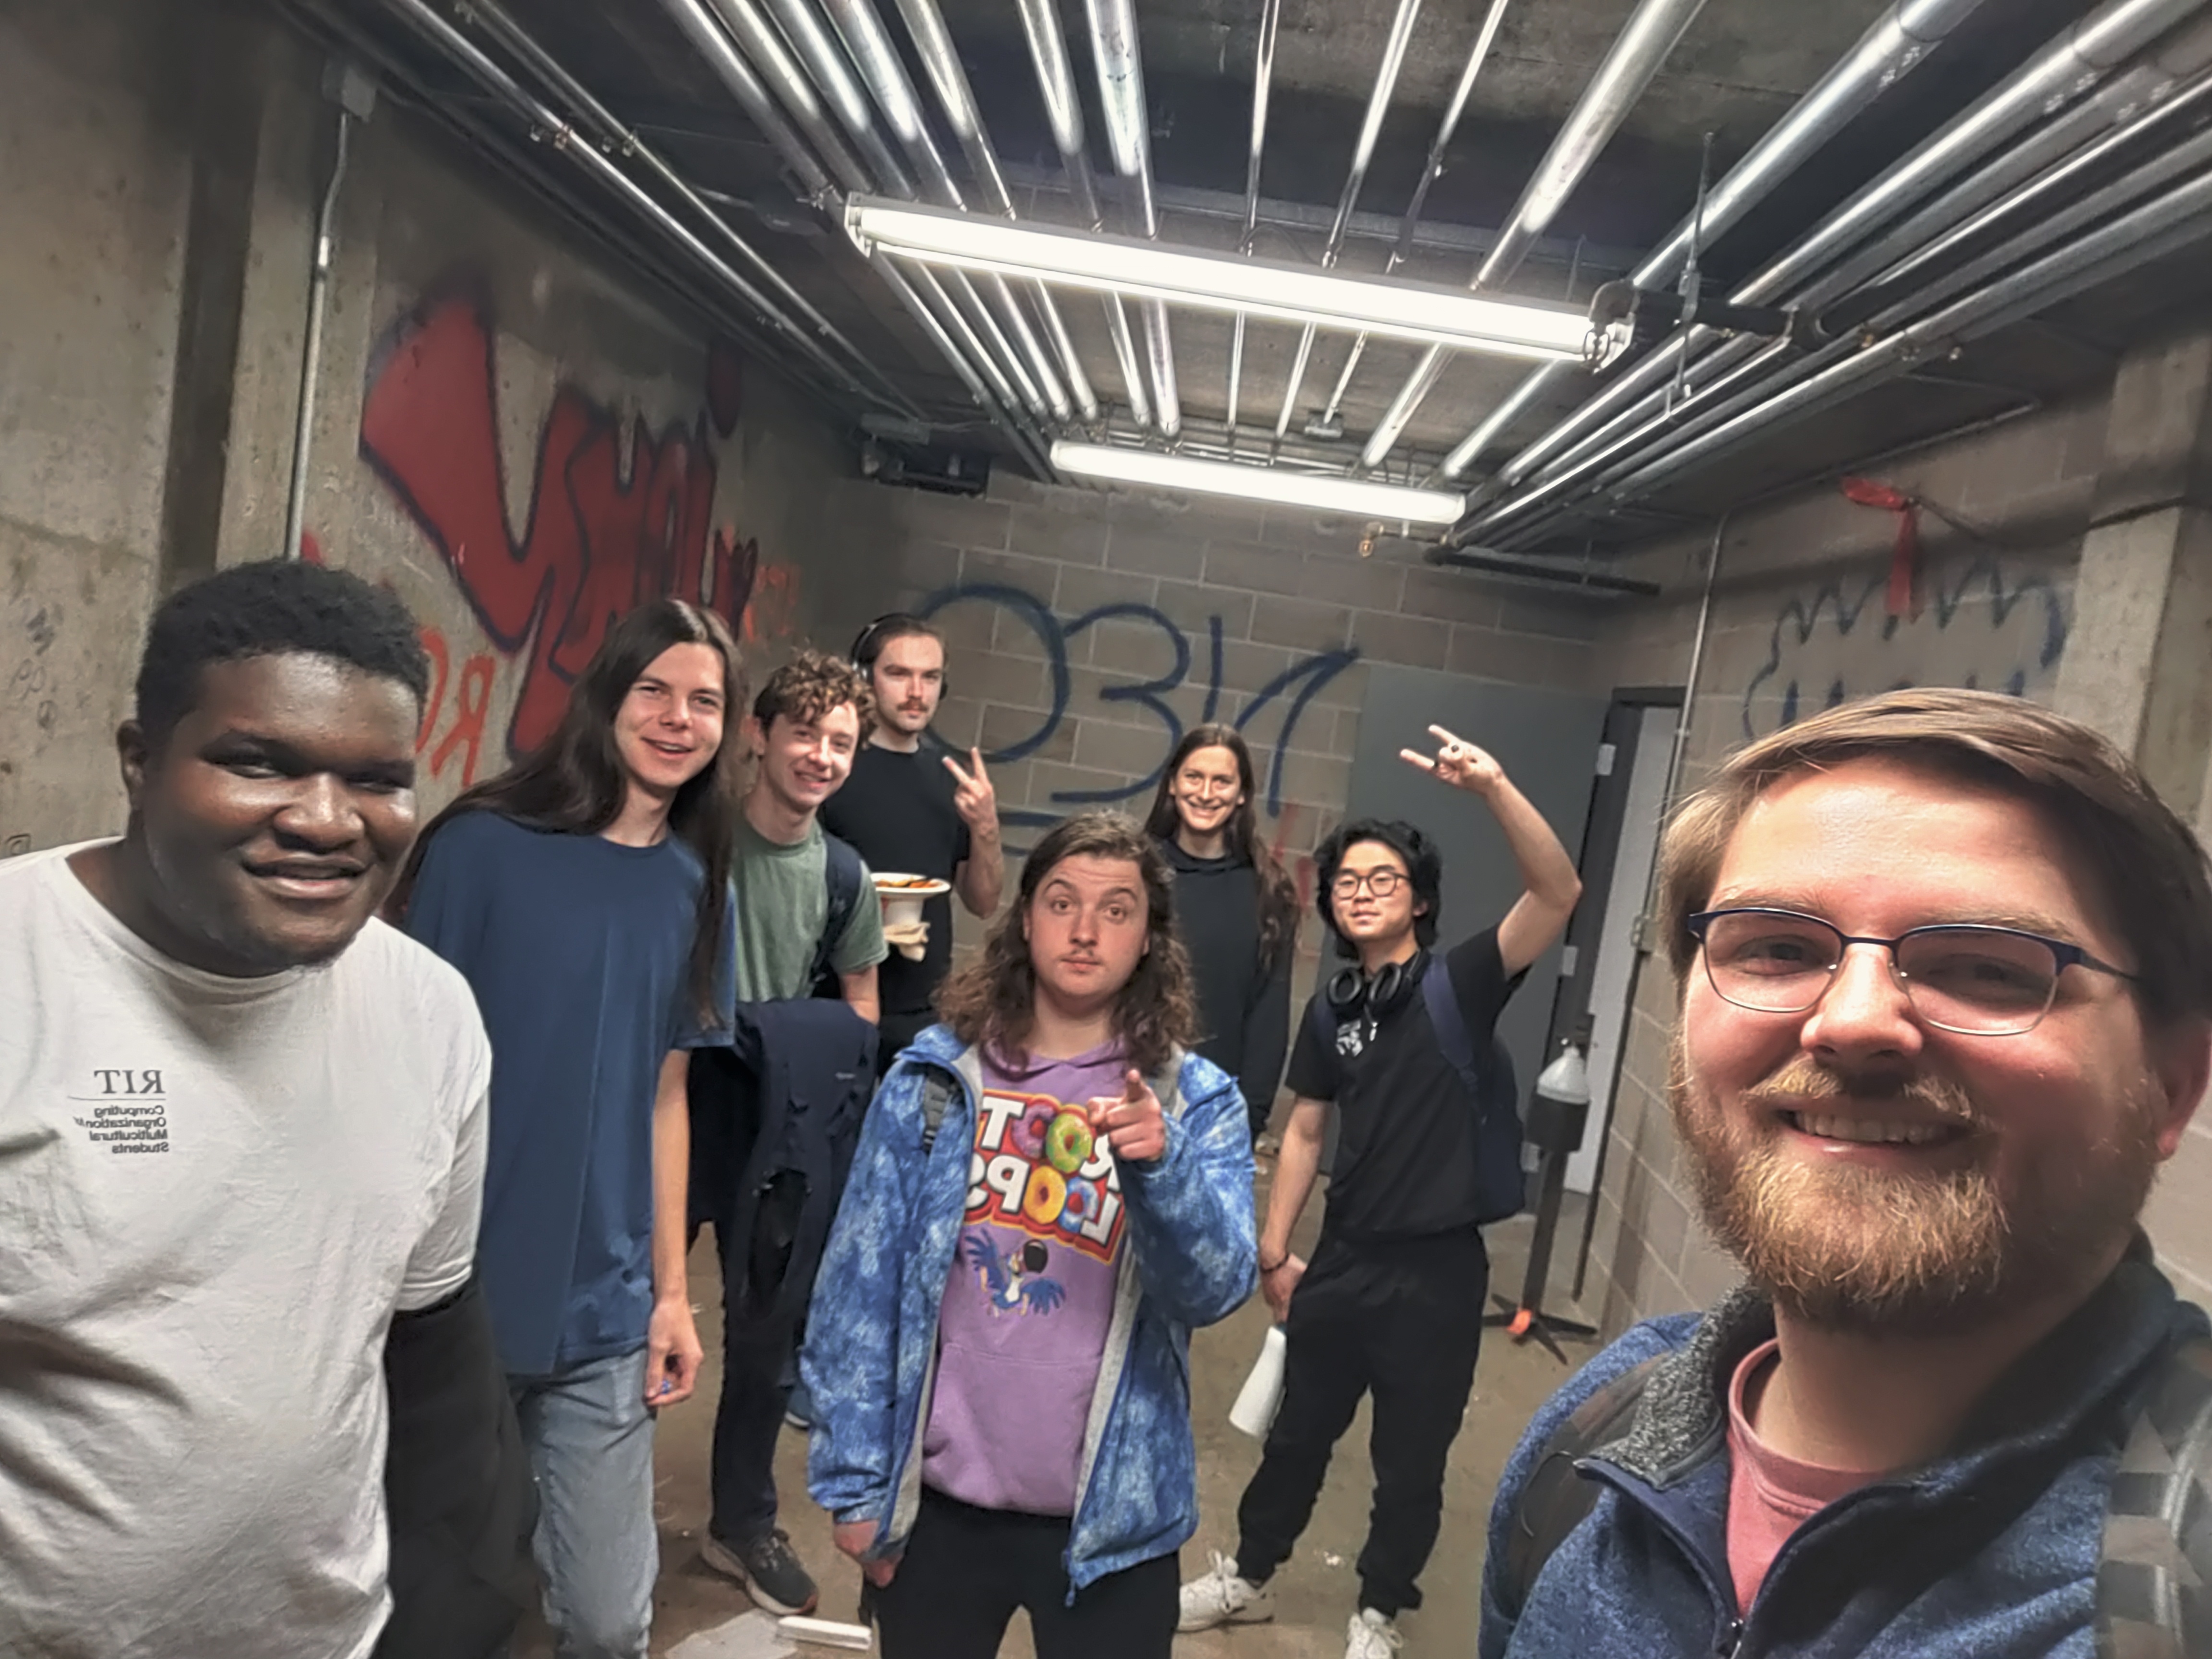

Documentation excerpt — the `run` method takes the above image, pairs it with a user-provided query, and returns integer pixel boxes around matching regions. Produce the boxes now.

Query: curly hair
[753,648,875,735]
[1143,723,1301,975]
[135,558,429,749]
[936,811,1199,1077]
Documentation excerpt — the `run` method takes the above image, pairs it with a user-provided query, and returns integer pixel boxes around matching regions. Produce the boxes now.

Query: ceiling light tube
[849,198,1591,362]
[1051,441,1467,524]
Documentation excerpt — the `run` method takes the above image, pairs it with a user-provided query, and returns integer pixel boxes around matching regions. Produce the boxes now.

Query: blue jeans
[510,1349,658,1659]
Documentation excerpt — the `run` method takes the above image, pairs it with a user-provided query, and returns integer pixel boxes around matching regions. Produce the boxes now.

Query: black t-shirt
[819,740,971,1019]
[1284,926,1521,1243]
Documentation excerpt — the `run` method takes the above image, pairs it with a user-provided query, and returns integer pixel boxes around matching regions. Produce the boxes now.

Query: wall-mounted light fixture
[1051,442,1466,525]
[850,199,1592,362]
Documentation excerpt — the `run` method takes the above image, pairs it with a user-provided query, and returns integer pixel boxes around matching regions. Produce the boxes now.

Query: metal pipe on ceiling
[814,0,1077,422]
[1456,0,2202,496]
[1435,0,1996,486]
[1358,0,1710,470]
[1225,0,1283,439]
[1461,0,2212,528]
[879,256,1056,476]
[469,0,922,420]
[372,0,912,417]
[890,0,1100,420]
[1319,0,1514,431]
[1014,0,1151,427]
[659,0,1039,451]
[1085,0,1182,436]
[1273,0,1426,439]
[757,0,916,191]
[1473,140,2212,548]
[1581,168,2212,508]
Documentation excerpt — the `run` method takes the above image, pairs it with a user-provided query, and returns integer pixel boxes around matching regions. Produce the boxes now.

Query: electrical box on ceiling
[859,436,992,498]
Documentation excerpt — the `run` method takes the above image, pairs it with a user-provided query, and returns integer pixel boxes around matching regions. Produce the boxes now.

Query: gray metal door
[1342,665,1611,1102]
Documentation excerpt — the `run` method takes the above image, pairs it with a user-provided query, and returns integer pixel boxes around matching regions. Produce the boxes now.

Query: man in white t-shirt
[0,560,503,1659]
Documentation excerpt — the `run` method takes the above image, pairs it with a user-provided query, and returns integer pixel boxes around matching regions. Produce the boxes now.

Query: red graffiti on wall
[417,625,499,787]
[360,293,780,759]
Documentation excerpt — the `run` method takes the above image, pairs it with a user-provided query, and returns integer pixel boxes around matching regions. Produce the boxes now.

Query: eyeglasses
[1331,869,1407,900]
[1686,908,2139,1036]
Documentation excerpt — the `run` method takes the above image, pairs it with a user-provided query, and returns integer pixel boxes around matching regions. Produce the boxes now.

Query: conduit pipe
[1464,0,2212,539]
[1226,0,1282,437]
[1273,0,1425,439]
[816,0,1074,422]
[1458,0,2203,496]
[283,106,349,565]
[378,0,913,418]
[1014,0,1151,428]
[1358,0,1709,470]
[470,0,922,419]
[1086,0,1181,436]
[878,257,1056,476]
[758,0,916,192]
[892,0,1100,420]
[1436,0,1995,484]
[1319,0,1513,433]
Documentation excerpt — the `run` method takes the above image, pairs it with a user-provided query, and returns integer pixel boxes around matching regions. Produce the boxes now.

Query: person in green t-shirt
[702,649,887,1620]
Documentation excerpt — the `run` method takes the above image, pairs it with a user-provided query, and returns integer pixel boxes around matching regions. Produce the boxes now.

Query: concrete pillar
[2052,328,2212,818]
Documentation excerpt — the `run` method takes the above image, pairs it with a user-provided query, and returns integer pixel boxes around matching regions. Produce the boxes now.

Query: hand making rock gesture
[1400,723,1504,797]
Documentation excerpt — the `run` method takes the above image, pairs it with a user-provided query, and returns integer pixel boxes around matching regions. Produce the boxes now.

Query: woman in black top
[1144,725,1299,1143]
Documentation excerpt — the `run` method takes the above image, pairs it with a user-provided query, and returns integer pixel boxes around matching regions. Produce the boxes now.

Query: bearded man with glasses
[1482,688,2212,1659]
[1182,727,1583,1659]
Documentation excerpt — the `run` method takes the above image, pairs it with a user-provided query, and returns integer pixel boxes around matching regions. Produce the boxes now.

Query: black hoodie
[1156,836,1292,1136]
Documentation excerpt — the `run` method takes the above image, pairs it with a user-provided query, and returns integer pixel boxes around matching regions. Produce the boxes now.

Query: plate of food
[872,871,952,929]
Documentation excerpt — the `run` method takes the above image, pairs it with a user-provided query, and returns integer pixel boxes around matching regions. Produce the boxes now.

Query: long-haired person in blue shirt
[391,599,742,1659]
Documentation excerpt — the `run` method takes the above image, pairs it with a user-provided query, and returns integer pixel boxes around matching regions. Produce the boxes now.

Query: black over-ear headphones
[1326,950,1431,1024]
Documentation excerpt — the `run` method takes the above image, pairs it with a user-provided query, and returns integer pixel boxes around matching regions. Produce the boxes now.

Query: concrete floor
[515,1166,1601,1659]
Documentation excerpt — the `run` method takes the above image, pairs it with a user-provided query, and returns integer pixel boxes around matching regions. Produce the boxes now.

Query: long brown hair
[936,811,1198,1077]
[390,599,744,1025]
[1657,687,2212,1030]
[1143,723,1300,975]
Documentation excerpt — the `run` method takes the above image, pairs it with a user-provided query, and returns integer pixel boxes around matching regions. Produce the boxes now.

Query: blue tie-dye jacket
[802,1025,1257,1595]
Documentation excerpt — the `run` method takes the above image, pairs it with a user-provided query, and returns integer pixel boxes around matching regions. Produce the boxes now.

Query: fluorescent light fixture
[1051,442,1466,525]
[849,198,1591,363]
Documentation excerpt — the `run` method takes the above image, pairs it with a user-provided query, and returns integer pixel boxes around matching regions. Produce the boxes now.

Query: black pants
[1234,1229,1488,1617]
[708,1257,798,1546]
[872,1490,1177,1659]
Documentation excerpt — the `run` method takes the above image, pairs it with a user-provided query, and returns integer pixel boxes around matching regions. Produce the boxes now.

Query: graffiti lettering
[416,625,499,788]
[916,583,1357,827]
[1742,556,2068,739]
[361,292,770,759]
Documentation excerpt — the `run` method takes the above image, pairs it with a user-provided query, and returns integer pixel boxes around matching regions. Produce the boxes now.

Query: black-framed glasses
[1332,869,1407,900]
[1685,907,2139,1036]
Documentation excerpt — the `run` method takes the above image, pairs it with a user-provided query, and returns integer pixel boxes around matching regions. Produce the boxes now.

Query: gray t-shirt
[0,843,491,1659]
[731,817,889,1002]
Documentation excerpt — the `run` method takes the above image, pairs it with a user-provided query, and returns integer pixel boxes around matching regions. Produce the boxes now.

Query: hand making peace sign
[1399,724,1505,796]
[943,746,999,835]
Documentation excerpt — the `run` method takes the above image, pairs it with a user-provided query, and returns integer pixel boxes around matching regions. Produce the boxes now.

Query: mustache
[1741,1057,1984,1127]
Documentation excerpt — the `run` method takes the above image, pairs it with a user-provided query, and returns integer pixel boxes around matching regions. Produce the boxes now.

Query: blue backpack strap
[810,831,866,996]
[1421,957,1484,1097]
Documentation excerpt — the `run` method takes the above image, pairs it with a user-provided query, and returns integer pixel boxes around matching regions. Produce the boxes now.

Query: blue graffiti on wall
[1741,556,2069,740]
[915,583,1359,831]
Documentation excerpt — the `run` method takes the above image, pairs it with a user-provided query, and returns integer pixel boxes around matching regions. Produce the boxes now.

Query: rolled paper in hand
[1229,1324,1288,1439]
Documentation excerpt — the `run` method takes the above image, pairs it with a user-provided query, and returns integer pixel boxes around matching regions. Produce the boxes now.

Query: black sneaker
[701,1526,819,1616]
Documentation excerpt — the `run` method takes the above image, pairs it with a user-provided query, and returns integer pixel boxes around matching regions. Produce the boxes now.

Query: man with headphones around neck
[1181,726,1582,1659]
[821,614,1006,1076]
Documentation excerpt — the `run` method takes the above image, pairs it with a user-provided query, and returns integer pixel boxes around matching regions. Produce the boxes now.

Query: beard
[1669,1035,2162,1335]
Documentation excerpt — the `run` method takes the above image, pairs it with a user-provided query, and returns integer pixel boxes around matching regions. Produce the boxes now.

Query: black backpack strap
[918,1070,959,1154]
[2096,1334,2212,1657]
[810,832,866,996]
[1502,1355,1663,1620]
[1420,956,1486,1100]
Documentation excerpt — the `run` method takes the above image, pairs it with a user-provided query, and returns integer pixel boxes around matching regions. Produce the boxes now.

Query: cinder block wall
[1572,395,2136,1331]
[818,470,1610,1058]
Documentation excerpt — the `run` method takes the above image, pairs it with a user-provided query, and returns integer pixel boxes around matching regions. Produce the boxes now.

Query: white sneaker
[1346,1608,1403,1659]
[1178,1552,1275,1632]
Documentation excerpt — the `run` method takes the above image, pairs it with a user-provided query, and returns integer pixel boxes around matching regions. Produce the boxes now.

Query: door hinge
[1595,743,1616,776]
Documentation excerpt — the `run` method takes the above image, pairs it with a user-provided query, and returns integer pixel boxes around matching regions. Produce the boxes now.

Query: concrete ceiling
[289,0,2212,545]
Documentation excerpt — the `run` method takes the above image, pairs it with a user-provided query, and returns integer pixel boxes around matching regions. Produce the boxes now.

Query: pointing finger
[1125,1068,1146,1103]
